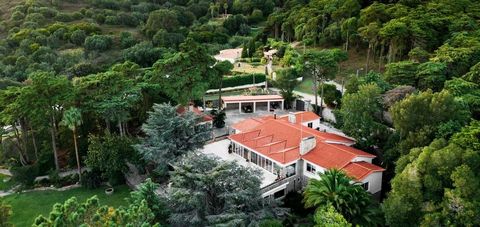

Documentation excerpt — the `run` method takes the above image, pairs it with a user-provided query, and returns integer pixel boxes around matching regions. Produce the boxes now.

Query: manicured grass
[0,174,15,191]
[3,185,131,226]
[295,77,315,94]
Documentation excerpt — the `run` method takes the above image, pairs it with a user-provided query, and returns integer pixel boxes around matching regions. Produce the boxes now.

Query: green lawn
[295,77,315,94]
[0,174,15,191]
[3,185,131,226]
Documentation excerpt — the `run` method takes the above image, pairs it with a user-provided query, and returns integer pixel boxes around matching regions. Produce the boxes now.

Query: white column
[253,101,256,113]
[239,102,242,113]
[267,101,270,112]
[281,100,284,110]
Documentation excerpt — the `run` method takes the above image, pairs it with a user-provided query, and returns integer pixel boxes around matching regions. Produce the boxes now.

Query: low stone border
[0,168,12,176]
[0,184,81,197]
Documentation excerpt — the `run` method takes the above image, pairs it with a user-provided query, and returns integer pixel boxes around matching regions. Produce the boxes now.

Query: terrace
[201,139,277,188]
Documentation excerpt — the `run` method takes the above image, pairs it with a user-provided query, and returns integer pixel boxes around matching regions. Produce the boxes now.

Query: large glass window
[266,159,272,172]
[243,148,249,159]
[251,152,257,164]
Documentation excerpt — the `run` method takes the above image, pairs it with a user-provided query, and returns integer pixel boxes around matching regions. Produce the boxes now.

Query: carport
[222,95,284,113]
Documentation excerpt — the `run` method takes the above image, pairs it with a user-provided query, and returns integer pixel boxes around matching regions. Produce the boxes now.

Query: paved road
[292,80,345,123]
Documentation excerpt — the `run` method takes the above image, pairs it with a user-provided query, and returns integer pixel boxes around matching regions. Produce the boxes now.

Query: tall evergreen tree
[134,103,211,177]
[167,153,272,226]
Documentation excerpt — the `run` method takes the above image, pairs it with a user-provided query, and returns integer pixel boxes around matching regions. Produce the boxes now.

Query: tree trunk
[19,119,29,162]
[365,43,371,73]
[51,113,60,170]
[313,71,319,114]
[379,44,385,71]
[73,128,81,181]
[345,30,349,51]
[13,124,28,166]
[118,120,123,137]
[218,78,223,110]
[31,128,38,160]
[387,41,394,64]
[319,78,324,116]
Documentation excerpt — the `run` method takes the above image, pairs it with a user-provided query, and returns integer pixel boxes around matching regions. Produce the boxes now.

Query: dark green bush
[322,83,342,107]
[48,170,61,187]
[84,35,113,51]
[210,73,266,89]
[81,170,103,189]
[11,165,39,188]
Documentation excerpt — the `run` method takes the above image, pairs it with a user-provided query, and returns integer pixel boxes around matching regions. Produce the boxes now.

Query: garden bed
[3,185,131,226]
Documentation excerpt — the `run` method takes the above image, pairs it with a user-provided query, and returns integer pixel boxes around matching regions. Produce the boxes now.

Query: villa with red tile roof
[227,111,384,199]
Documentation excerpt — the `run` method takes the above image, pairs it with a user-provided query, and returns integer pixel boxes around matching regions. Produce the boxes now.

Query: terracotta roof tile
[342,161,385,181]
[277,111,321,123]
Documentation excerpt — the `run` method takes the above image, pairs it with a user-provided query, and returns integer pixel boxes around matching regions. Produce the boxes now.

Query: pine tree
[167,153,272,226]
[134,103,212,177]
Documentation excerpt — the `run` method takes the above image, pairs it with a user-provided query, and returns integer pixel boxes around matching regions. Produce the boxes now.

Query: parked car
[242,105,253,113]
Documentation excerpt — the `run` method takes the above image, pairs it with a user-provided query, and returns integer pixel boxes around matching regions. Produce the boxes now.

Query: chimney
[288,112,296,124]
[300,136,316,155]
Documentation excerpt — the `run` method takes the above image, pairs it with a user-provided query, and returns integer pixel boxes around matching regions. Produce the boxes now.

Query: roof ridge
[321,141,375,158]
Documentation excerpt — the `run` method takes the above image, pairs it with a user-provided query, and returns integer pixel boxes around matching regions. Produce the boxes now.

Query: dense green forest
[0,0,479,226]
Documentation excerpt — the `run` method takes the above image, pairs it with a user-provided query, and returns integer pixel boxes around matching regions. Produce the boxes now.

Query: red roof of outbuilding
[176,106,213,122]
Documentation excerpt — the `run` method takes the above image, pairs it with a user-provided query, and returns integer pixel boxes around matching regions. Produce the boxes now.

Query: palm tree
[303,169,382,226]
[60,107,83,181]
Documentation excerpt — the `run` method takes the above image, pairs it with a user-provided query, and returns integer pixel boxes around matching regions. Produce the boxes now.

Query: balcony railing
[261,174,296,194]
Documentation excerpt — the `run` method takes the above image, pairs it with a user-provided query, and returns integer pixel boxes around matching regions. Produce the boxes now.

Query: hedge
[210,73,266,89]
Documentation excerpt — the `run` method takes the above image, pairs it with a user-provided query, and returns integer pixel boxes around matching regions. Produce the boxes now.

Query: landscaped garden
[3,185,131,226]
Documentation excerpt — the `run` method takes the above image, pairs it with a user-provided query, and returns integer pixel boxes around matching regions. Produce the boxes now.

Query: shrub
[85,134,137,186]
[123,42,165,67]
[259,219,283,227]
[152,30,184,48]
[70,22,101,35]
[210,73,266,89]
[120,32,137,48]
[248,9,264,24]
[48,170,61,187]
[81,170,103,189]
[70,29,87,46]
[11,165,39,188]
[322,83,342,107]
[84,35,113,51]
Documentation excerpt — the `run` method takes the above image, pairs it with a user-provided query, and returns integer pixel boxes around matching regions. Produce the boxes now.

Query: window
[306,163,316,173]
[362,182,369,190]
[251,152,258,165]
[308,122,313,128]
